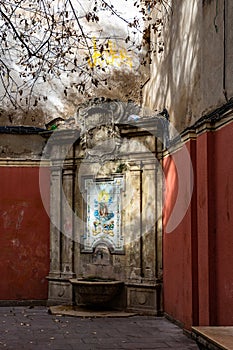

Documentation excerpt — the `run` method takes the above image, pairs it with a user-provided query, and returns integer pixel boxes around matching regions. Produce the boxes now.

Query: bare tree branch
[0,0,167,111]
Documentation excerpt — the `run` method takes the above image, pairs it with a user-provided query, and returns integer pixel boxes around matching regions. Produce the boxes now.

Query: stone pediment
[76,98,170,160]
[45,98,170,155]
[77,98,141,162]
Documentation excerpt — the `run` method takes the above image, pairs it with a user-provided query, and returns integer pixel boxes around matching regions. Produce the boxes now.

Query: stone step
[192,326,233,350]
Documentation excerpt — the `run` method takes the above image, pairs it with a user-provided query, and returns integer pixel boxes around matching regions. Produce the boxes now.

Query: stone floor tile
[0,307,199,350]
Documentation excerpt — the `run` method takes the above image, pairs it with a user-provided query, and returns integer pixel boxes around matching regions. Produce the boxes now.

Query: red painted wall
[196,132,217,325]
[163,121,233,329]
[163,142,197,330]
[214,123,233,325]
[0,167,50,300]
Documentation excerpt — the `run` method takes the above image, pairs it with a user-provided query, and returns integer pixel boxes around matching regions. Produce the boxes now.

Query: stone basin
[70,278,124,306]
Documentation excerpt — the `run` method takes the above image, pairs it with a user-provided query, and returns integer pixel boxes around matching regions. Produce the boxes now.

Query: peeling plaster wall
[0,166,50,301]
[0,132,50,301]
[143,0,233,131]
[0,134,46,159]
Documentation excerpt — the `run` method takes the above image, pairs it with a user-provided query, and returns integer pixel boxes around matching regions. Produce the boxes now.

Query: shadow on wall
[143,0,200,131]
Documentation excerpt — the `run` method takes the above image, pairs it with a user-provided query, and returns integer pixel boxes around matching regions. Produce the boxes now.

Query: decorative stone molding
[80,124,122,163]
[160,101,233,158]
[0,159,49,167]
[77,98,141,131]
[46,98,164,313]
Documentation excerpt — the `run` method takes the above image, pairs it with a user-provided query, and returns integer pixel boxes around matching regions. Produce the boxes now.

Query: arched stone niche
[46,98,168,314]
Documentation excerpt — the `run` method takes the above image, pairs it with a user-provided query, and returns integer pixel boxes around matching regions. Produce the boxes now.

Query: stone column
[125,165,141,282]
[61,159,75,278]
[47,162,63,304]
[155,135,164,315]
[142,161,156,282]
[49,164,62,277]
[47,130,79,305]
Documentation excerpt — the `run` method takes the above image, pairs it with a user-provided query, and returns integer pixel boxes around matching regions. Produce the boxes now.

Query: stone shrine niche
[81,175,124,254]
[46,98,166,315]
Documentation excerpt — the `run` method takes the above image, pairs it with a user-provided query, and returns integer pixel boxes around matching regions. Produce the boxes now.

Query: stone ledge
[0,126,45,134]
[49,305,137,318]
[192,326,233,350]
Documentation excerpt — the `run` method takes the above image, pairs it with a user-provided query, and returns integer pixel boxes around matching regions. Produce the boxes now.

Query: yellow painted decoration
[88,38,133,68]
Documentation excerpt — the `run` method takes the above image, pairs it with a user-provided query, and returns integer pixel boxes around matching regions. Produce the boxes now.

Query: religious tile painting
[82,176,124,253]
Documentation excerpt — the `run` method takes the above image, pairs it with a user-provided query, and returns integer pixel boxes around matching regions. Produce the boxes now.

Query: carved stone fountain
[45,98,167,314]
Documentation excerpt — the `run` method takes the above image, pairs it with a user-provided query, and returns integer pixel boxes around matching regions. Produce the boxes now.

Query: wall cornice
[0,159,50,167]
[161,100,233,158]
